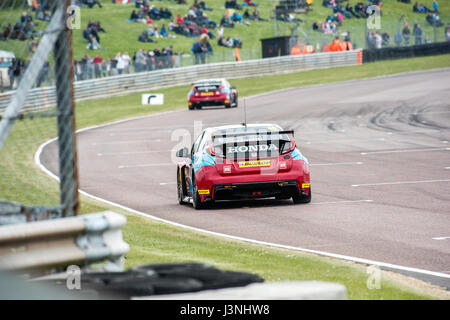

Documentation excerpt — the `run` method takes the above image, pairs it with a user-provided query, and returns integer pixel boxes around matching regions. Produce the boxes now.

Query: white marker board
[142,94,164,105]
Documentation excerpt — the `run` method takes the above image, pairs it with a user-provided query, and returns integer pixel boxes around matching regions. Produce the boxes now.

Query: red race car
[187,78,238,110]
[176,124,311,209]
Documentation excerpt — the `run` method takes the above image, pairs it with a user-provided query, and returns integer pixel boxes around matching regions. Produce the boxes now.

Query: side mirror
[176,147,189,158]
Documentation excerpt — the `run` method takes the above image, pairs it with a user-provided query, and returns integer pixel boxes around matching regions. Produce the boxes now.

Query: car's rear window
[194,81,221,91]
[212,131,292,159]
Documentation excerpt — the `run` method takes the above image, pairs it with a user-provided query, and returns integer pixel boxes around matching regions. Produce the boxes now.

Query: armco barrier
[363,41,450,63]
[0,211,129,272]
[0,50,360,113]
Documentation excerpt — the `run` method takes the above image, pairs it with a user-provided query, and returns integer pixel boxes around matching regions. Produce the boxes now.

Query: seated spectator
[426,13,443,27]
[312,20,320,31]
[129,10,139,22]
[231,12,250,26]
[220,14,235,28]
[225,0,242,10]
[243,0,258,6]
[413,1,419,12]
[160,8,173,19]
[83,0,103,8]
[201,25,215,39]
[252,8,266,21]
[346,2,360,18]
[199,0,213,11]
[138,30,154,42]
[87,34,101,50]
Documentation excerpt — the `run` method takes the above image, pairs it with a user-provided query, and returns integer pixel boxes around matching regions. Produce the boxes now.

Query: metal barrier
[0,50,360,112]
[0,211,129,272]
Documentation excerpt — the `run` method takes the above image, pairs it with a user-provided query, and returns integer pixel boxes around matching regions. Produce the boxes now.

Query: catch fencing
[0,50,360,112]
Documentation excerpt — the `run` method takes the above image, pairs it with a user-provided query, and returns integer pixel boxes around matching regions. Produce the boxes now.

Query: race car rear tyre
[292,188,311,204]
[177,172,186,205]
[233,97,238,107]
[192,181,204,210]
[225,104,231,108]
[188,105,194,110]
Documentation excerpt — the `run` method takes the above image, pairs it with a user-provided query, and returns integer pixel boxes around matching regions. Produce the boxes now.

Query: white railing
[0,50,361,112]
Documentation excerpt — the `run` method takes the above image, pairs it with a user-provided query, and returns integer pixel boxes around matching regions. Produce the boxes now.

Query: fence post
[53,0,79,217]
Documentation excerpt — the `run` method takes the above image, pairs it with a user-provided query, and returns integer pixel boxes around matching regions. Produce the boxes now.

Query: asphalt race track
[40,68,450,288]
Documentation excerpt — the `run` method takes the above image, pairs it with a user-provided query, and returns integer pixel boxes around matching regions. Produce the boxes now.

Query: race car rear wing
[212,130,294,139]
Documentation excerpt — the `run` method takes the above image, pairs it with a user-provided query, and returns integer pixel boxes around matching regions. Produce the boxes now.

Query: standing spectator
[93,54,103,78]
[446,23,450,42]
[37,60,50,87]
[432,0,439,13]
[122,51,131,73]
[191,39,205,64]
[413,23,423,45]
[74,60,83,81]
[375,32,382,49]
[402,23,411,46]
[115,52,125,75]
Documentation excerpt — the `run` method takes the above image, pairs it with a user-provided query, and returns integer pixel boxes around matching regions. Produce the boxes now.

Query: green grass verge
[1,54,450,299]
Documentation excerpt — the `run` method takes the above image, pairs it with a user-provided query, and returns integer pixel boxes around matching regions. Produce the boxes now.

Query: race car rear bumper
[211,180,305,201]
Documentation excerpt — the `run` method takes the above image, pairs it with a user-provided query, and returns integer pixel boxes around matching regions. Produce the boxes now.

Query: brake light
[195,92,199,97]
[223,166,231,174]
[215,91,220,95]
[207,144,216,156]
[280,162,287,169]
[281,141,296,154]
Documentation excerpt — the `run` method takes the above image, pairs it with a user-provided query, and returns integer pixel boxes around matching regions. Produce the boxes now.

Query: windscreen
[194,81,221,91]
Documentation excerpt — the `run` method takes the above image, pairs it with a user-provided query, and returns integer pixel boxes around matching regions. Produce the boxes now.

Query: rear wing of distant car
[212,130,294,140]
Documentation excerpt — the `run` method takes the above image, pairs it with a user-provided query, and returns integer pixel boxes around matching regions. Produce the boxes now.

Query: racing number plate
[200,92,214,96]
[238,160,271,168]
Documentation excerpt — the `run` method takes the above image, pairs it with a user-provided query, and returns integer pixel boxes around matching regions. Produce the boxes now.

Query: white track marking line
[312,199,373,205]
[311,162,363,166]
[352,179,450,187]
[360,147,450,155]
[160,182,177,186]
[98,150,172,156]
[118,163,174,169]
[432,236,450,241]
[445,167,450,170]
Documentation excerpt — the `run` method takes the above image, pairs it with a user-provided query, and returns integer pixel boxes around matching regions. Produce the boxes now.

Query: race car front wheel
[292,188,311,204]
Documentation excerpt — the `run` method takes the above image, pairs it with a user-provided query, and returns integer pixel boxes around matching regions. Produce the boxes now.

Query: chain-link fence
[0,0,78,224]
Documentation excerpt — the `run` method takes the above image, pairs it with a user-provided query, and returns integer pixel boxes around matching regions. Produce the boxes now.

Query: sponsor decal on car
[227,144,278,154]
[198,189,210,195]
[238,160,271,168]
[301,183,310,188]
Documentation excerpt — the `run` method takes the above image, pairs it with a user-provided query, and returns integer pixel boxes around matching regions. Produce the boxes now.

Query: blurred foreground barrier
[141,281,347,300]
[1,263,346,300]
[0,50,360,112]
[363,41,450,63]
[0,211,129,272]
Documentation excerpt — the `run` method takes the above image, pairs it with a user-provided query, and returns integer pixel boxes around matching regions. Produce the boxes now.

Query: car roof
[194,78,226,84]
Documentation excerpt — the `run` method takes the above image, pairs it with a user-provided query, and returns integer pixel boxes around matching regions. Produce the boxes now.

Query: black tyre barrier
[363,42,450,63]
[39,263,264,299]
